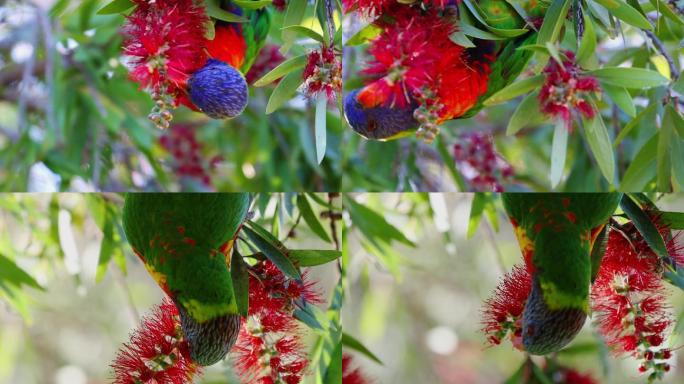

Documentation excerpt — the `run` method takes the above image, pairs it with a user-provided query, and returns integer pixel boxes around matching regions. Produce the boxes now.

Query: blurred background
[343,193,684,383]
[0,0,342,192]
[0,193,340,384]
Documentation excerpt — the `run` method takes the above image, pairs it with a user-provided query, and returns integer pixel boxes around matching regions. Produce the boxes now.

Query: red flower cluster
[302,46,342,100]
[342,354,373,384]
[122,0,208,104]
[233,260,321,384]
[246,44,286,84]
[481,265,531,349]
[538,51,600,130]
[591,218,682,380]
[159,125,219,187]
[453,132,514,192]
[342,0,454,18]
[350,4,492,140]
[112,299,201,384]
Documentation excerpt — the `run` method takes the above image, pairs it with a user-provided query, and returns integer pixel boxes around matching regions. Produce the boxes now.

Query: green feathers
[502,193,621,354]
[123,193,249,320]
[242,7,271,73]
[123,193,250,365]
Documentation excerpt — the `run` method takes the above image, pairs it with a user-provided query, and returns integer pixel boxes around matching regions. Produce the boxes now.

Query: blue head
[343,89,418,140]
[189,59,248,119]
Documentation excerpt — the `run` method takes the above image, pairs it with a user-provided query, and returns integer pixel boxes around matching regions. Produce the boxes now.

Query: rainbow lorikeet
[123,193,250,366]
[344,0,548,140]
[502,193,622,354]
[186,1,271,119]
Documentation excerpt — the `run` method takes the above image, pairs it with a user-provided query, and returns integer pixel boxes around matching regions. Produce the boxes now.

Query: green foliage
[0,193,342,382]
[343,0,684,192]
[0,1,342,191]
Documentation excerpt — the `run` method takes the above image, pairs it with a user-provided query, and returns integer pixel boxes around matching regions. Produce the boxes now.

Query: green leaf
[620,194,669,258]
[341,332,383,364]
[280,25,324,42]
[0,254,43,291]
[468,194,497,238]
[582,108,615,185]
[232,0,272,10]
[537,0,572,45]
[531,362,553,384]
[243,223,301,280]
[589,67,669,88]
[449,31,476,48]
[297,195,331,243]
[97,0,134,14]
[484,75,544,106]
[459,23,509,40]
[673,71,684,95]
[315,93,327,164]
[293,302,327,330]
[206,0,248,22]
[265,68,304,114]
[664,270,684,291]
[344,197,415,247]
[281,0,307,53]
[620,134,658,190]
[323,341,342,384]
[661,212,684,230]
[287,250,341,266]
[649,0,684,26]
[671,137,684,190]
[504,361,526,384]
[506,91,545,135]
[346,24,383,46]
[657,105,676,191]
[614,103,657,147]
[254,54,307,87]
[437,136,467,191]
[594,0,653,29]
[602,83,635,117]
[95,214,114,283]
[550,119,569,188]
[231,249,249,317]
[577,12,597,66]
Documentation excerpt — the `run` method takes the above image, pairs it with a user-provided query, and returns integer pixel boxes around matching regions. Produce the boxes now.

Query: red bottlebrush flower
[342,0,393,17]
[159,124,213,187]
[302,46,342,100]
[342,354,373,384]
[481,265,532,349]
[246,44,286,84]
[591,217,682,380]
[122,0,208,98]
[453,132,514,192]
[356,6,491,141]
[343,0,456,16]
[112,299,201,384]
[357,9,449,109]
[233,260,322,384]
[538,51,600,130]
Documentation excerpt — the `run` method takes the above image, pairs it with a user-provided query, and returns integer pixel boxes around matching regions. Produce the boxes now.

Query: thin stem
[37,7,58,143]
[324,0,336,48]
